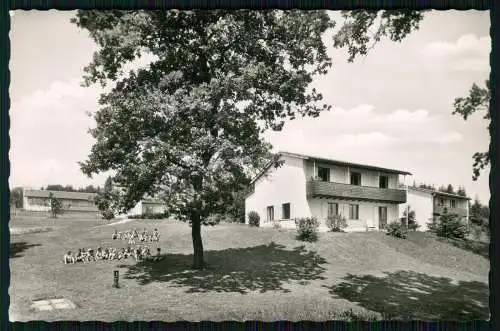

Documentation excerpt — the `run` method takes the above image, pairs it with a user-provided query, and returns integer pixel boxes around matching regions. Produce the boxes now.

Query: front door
[378,206,388,230]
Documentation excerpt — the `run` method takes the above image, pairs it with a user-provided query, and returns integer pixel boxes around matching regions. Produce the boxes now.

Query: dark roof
[408,186,471,200]
[250,151,412,184]
[23,189,97,201]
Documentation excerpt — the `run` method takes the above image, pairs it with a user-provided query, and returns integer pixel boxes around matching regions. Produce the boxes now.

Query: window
[282,203,291,219]
[350,172,361,186]
[349,204,359,220]
[317,167,330,182]
[450,200,456,208]
[379,206,388,229]
[379,175,389,189]
[327,203,338,218]
[266,206,274,221]
[438,198,444,206]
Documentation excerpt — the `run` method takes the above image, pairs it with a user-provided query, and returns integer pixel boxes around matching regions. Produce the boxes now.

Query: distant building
[22,188,168,216]
[402,186,470,231]
[23,189,98,213]
[245,151,411,232]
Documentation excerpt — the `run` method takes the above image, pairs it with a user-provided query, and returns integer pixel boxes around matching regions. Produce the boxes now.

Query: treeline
[411,182,467,197]
[41,184,101,193]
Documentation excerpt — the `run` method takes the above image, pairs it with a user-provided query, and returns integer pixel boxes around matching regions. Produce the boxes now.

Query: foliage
[427,212,469,240]
[325,213,347,232]
[453,80,490,181]
[248,211,260,227]
[48,193,63,218]
[44,184,101,193]
[386,221,408,239]
[333,10,426,63]
[400,206,419,231]
[456,186,467,197]
[94,176,119,220]
[10,187,23,208]
[127,212,169,219]
[72,9,428,268]
[295,217,319,242]
[469,198,489,237]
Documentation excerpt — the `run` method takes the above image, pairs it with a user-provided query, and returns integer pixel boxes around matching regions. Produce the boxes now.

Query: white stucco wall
[401,189,434,231]
[245,155,310,224]
[309,198,399,230]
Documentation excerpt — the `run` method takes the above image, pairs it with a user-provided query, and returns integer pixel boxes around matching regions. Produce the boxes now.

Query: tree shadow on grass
[325,270,489,321]
[10,241,41,258]
[120,242,328,294]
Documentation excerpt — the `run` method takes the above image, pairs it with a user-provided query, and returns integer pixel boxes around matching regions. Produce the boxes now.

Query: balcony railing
[434,205,468,217]
[306,180,407,203]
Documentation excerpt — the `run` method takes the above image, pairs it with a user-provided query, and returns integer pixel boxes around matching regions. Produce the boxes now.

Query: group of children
[112,228,160,244]
[63,245,163,264]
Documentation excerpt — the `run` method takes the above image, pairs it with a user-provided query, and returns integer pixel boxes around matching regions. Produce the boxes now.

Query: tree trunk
[191,209,205,269]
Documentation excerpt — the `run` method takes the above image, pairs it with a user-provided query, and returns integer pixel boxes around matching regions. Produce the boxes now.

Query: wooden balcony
[306,180,407,204]
[433,205,468,217]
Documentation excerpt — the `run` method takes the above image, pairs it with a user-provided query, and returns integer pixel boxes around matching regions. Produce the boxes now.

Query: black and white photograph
[8,9,491,321]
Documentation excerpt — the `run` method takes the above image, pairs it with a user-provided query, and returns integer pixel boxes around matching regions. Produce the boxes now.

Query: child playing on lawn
[153,229,160,242]
[133,246,141,261]
[63,251,76,264]
[75,248,84,263]
[112,230,118,240]
[102,248,109,260]
[95,247,103,260]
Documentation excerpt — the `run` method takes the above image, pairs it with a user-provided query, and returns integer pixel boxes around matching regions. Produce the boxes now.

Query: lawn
[9,215,489,321]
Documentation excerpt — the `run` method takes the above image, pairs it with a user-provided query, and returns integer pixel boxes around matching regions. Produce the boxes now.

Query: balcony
[306,180,407,204]
[434,205,468,217]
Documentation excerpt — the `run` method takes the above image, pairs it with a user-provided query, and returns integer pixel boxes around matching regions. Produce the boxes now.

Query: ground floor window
[379,206,388,229]
[282,203,290,219]
[349,204,359,220]
[327,202,339,218]
[267,206,274,221]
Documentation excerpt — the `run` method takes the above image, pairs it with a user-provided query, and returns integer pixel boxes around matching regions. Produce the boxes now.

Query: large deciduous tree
[73,9,424,268]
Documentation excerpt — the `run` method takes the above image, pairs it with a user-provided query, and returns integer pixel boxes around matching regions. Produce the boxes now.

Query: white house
[245,151,412,232]
[402,186,470,231]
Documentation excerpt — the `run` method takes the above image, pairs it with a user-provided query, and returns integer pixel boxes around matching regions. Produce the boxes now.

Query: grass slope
[9,216,489,321]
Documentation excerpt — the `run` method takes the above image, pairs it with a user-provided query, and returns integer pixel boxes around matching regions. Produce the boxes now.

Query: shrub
[326,213,347,232]
[295,217,319,242]
[400,207,420,231]
[386,221,408,239]
[126,212,168,220]
[203,214,221,226]
[427,212,469,239]
[272,220,282,231]
[102,210,115,220]
[248,211,260,227]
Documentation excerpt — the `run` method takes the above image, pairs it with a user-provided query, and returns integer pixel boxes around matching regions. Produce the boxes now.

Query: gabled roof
[250,151,412,184]
[408,186,471,200]
[23,189,97,201]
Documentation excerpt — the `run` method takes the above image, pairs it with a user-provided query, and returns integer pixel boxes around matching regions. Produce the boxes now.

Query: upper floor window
[379,175,389,189]
[317,167,330,182]
[350,172,361,186]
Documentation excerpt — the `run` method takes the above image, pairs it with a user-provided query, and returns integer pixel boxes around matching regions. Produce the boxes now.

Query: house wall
[304,160,400,189]
[402,189,433,231]
[142,202,168,214]
[23,196,51,212]
[309,198,399,230]
[245,155,310,224]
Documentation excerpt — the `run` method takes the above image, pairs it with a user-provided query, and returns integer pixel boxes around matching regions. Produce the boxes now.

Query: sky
[9,10,491,204]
